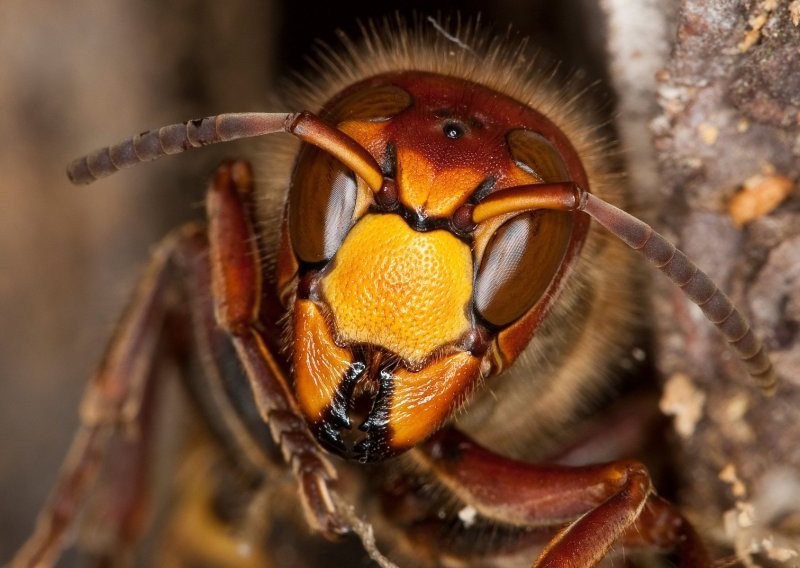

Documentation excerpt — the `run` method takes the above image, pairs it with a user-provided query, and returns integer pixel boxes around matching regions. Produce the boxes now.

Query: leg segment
[10,225,195,568]
[624,495,709,567]
[407,428,710,567]
[12,159,360,568]
[204,160,346,537]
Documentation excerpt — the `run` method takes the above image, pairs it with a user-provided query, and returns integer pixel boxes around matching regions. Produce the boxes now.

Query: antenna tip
[752,364,778,396]
[67,158,95,185]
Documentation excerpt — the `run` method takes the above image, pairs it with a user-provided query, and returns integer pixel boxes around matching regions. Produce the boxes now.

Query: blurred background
[0,0,613,560]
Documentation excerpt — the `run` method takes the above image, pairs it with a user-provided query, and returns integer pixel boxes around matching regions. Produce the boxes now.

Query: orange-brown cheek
[292,299,354,422]
[388,351,482,451]
[320,214,473,365]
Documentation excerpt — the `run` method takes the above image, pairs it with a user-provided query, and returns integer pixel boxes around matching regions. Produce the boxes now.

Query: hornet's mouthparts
[313,360,397,463]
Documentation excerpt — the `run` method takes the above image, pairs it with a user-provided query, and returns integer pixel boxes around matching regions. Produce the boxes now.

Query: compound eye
[290,155,357,264]
[288,84,413,264]
[474,212,569,327]
[474,131,574,327]
[507,129,569,182]
[323,84,413,123]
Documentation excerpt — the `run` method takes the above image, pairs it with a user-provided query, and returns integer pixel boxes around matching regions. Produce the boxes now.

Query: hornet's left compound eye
[474,211,571,327]
[507,128,570,183]
[473,129,574,327]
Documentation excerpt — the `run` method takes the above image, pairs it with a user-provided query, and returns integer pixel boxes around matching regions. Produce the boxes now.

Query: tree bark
[604,0,800,564]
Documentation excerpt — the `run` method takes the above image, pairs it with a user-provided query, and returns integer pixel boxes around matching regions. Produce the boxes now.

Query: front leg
[203,161,346,536]
[204,162,399,568]
[9,161,347,567]
[412,428,710,567]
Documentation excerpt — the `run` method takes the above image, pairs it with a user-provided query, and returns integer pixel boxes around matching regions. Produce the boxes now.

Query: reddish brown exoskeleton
[10,23,776,568]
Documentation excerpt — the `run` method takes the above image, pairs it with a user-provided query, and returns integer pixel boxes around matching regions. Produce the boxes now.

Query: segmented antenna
[471,182,777,394]
[67,111,384,191]
[68,112,775,393]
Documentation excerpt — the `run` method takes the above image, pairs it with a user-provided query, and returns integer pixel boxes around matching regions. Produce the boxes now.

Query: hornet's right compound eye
[288,84,413,265]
